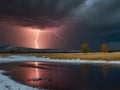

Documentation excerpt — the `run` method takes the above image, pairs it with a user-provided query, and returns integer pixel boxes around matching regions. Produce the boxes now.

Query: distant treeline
[0,49,81,53]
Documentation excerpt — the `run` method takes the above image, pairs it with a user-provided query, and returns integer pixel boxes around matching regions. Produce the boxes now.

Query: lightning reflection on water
[35,62,39,78]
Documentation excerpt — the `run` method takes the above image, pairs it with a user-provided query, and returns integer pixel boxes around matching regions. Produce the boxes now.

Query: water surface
[0,61,120,90]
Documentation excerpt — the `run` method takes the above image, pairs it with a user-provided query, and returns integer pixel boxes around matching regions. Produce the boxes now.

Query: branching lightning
[53,31,66,43]
[34,28,65,49]
[35,30,39,49]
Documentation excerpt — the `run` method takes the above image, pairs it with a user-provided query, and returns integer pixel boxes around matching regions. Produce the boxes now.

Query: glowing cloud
[18,26,66,49]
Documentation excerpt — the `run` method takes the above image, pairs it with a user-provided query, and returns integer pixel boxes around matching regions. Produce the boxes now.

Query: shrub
[81,43,89,53]
[101,43,108,53]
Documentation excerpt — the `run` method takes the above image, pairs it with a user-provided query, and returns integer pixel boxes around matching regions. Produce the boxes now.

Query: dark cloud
[0,0,120,28]
[73,0,120,26]
[0,0,85,28]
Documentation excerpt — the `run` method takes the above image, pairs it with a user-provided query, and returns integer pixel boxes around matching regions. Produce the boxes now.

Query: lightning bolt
[35,30,39,49]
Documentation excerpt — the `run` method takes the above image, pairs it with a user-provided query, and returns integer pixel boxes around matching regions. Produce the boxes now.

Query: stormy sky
[0,0,120,51]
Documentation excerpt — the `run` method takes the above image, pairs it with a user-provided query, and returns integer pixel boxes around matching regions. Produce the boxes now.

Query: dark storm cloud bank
[0,0,120,27]
[73,0,120,26]
[0,0,85,28]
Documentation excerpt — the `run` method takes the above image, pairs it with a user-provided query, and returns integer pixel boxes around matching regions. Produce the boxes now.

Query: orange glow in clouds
[21,27,53,49]
[20,26,64,49]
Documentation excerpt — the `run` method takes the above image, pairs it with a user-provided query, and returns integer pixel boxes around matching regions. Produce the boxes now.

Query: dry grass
[0,52,120,61]
[35,53,120,60]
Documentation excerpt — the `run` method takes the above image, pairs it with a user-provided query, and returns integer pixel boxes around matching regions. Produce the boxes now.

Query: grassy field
[0,52,120,60]
[35,53,120,60]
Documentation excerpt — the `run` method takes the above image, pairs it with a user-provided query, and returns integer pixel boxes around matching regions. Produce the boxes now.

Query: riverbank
[0,52,120,60]
[0,54,120,64]
[35,52,120,60]
[0,70,40,90]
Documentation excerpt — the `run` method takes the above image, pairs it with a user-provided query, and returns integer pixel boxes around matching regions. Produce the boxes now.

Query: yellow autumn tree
[101,43,108,53]
[81,43,89,53]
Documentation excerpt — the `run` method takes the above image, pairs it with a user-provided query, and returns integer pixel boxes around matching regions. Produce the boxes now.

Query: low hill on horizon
[0,45,81,53]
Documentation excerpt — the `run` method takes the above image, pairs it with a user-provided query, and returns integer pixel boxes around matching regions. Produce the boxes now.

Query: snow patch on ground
[0,55,120,65]
[0,70,41,90]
